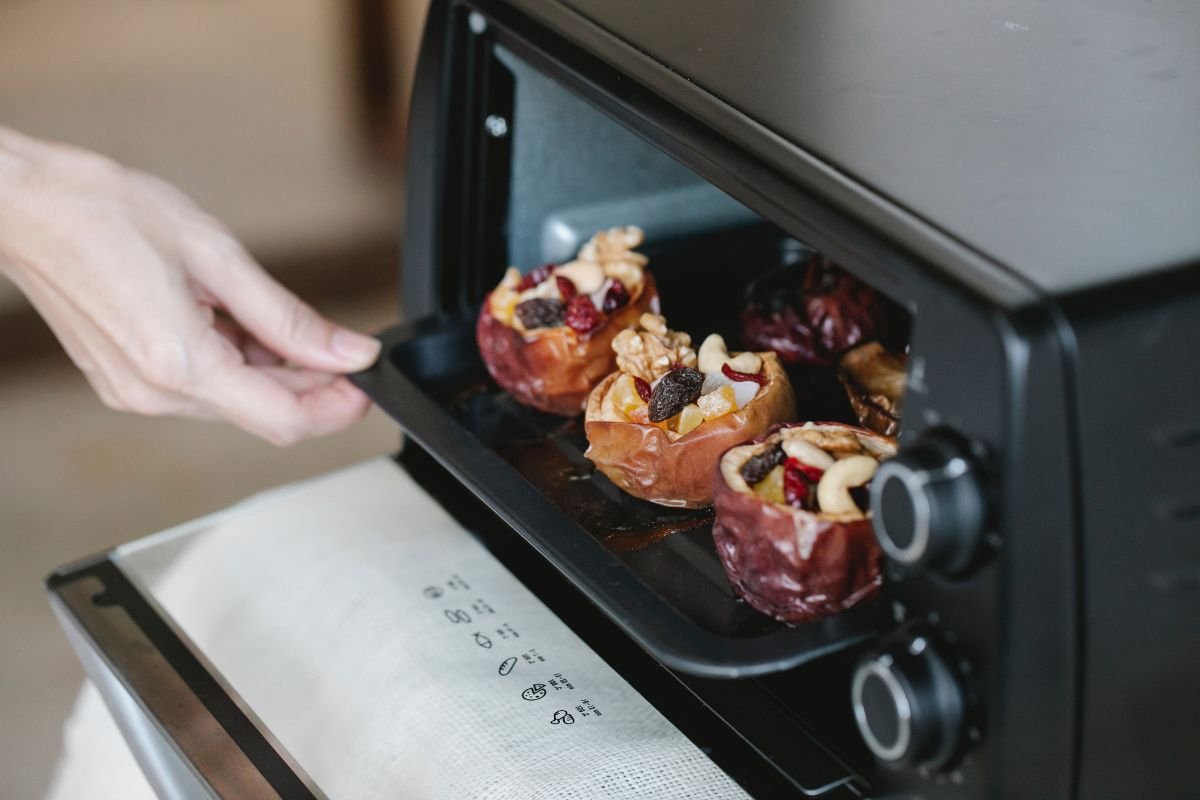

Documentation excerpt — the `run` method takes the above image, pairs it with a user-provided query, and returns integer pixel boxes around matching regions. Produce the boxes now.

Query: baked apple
[584,316,796,508]
[712,422,896,624]
[838,341,907,436]
[476,226,658,415]
[739,255,885,367]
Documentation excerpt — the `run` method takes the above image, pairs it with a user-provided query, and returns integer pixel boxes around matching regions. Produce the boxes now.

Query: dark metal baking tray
[351,314,880,678]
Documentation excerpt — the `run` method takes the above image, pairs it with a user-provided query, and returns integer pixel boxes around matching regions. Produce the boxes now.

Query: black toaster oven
[48,2,1200,798]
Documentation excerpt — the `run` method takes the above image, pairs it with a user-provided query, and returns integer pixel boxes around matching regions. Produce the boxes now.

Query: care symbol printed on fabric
[498,657,517,676]
[423,586,444,600]
[551,710,575,725]
[473,632,493,649]
[444,609,471,624]
[521,683,547,701]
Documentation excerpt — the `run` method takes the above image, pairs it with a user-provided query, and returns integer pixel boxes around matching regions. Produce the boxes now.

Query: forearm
[0,125,379,445]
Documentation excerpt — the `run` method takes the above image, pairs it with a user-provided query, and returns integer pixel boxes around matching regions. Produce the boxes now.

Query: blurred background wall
[0,1,427,796]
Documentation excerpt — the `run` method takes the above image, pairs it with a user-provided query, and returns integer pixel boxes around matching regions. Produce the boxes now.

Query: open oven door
[47,452,870,800]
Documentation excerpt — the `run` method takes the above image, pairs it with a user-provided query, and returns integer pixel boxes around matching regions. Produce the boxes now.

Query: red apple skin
[711,422,891,624]
[476,274,658,416]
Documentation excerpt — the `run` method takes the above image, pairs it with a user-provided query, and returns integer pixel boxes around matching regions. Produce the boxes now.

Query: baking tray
[351,314,881,678]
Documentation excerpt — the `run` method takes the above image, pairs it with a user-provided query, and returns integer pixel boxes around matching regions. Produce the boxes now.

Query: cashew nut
[555,260,605,294]
[698,334,763,375]
[816,455,878,516]
[698,334,729,373]
[781,438,835,469]
[726,351,763,374]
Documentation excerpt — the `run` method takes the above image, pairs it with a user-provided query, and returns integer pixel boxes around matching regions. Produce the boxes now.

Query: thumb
[190,239,380,372]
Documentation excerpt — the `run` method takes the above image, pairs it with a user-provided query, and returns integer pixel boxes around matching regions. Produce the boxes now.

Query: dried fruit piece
[564,294,603,333]
[555,275,578,303]
[633,376,652,402]
[697,384,737,421]
[783,457,825,510]
[610,374,646,420]
[740,443,784,485]
[649,367,704,422]
[721,362,768,386]
[674,403,705,436]
[515,298,565,330]
[517,263,556,291]
[752,465,786,505]
[602,279,630,313]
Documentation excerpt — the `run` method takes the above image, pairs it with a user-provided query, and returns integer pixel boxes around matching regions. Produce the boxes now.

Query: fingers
[185,236,380,374]
[196,362,371,446]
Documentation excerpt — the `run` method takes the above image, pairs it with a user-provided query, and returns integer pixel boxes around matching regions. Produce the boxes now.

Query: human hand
[0,127,381,445]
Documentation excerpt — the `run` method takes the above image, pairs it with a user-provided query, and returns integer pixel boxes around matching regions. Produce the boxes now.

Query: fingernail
[330,328,381,368]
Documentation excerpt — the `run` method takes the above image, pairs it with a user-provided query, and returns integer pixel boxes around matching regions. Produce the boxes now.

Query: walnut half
[611,312,697,382]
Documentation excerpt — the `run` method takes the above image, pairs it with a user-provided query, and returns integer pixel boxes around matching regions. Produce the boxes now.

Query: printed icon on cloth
[473,632,493,649]
[423,586,444,599]
[444,609,471,624]
[522,683,548,701]
[498,657,517,676]
[551,710,575,725]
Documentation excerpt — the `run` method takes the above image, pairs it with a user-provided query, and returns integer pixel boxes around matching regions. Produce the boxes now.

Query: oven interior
[358,35,930,791]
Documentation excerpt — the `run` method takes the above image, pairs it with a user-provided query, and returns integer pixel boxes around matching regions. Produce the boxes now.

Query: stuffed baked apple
[476,226,658,416]
[838,341,907,436]
[739,254,885,367]
[713,422,896,624]
[584,315,796,508]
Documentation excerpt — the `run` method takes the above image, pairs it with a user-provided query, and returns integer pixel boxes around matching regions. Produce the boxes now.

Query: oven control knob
[869,431,985,575]
[851,637,964,770]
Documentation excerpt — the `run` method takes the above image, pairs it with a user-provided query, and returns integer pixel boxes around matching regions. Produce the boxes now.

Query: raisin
[741,443,784,485]
[633,376,652,402]
[555,275,577,303]
[721,362,768,386]
[849,485,872,513]
[601,279,630,313]
[649,367,704,422]
[514,298,564,329]
[564,294,602,333]
[517,264,556,291]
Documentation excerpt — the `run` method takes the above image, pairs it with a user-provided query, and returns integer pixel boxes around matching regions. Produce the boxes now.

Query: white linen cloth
[49,457,749,799]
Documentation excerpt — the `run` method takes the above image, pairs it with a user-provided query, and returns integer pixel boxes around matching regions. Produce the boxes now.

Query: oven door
[47,452,867,800]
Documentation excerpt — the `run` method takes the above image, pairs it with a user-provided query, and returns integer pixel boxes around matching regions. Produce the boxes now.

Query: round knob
[870,430,986,575]
[851,637,965,770]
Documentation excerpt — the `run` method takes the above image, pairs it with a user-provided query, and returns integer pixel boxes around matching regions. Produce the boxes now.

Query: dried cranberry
[633,376,652,403]
[517,263,556,291]
[783,467,810,508]
[741,443,784,485]
[514,297,564,329]
[783,457,824,510]
[721,362,768,386]
[648,367,703,422]
[555,275,577,303]
[601,279,630,313]
[564,294,602,334]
